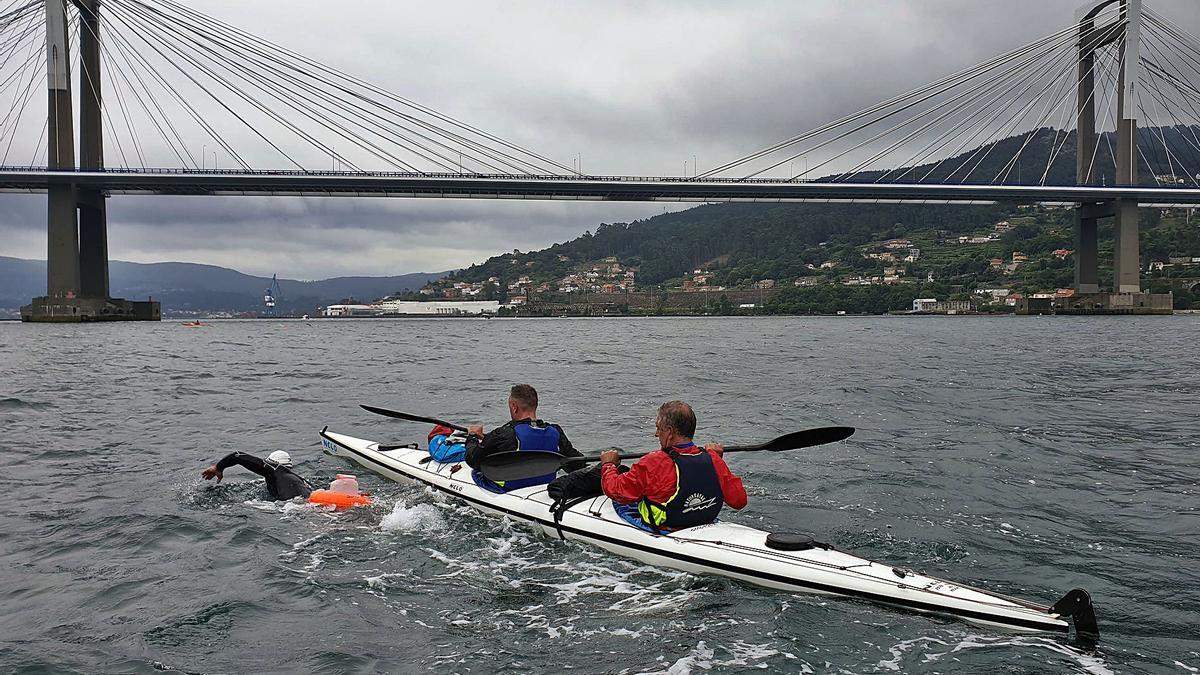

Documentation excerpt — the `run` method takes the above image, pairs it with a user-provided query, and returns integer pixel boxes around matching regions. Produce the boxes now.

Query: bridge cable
[860,28,1081,185]
[87,0,205,168]
[115,0,469,173]
[97,5,201,168]
[882,43,1077,186]
[812,25,1080,183]
[150,0,574,175]
[114,0,495,173]
[0,15,43,165]
[761,24,1086,181]
[105,0,304,171]
[139,0,552,174]
[113,0,367,172]
[945,21,1123,186]
[100,0,249,169]
[70,3,136,170]
[1142,12,1200,133]
[960,35,1084,183]
[699,18,1105,178]
[97,38,148,168]
[1138,30,1200,182]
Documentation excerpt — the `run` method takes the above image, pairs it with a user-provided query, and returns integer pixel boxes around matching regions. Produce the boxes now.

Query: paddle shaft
[578,427,855,463]
[577,443,774,464]
[478,426,855,483]
[360,405,469,433]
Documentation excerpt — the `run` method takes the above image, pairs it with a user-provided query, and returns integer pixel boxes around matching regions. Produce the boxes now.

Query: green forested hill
[440,126,1200,312]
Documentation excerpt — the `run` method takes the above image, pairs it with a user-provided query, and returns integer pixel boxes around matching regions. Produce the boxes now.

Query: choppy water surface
[1,316,1197,674]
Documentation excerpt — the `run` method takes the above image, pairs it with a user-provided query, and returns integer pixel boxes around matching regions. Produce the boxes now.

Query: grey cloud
[1,192,683,276]
[2,0,1196,278]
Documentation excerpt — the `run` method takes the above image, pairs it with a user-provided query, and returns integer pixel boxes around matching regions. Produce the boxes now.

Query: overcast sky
[1,0,1197,279]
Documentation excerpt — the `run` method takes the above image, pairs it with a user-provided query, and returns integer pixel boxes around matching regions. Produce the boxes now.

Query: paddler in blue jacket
[429,384,584,492]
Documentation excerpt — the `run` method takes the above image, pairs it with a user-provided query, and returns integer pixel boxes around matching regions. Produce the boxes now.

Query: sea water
[0,316,1196,673]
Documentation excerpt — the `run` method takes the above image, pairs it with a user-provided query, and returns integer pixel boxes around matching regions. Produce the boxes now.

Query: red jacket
[601,445,748,510]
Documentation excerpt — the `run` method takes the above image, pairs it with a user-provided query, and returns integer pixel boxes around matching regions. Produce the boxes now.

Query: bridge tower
[21,0,159,322]
[1060,0,1171,313]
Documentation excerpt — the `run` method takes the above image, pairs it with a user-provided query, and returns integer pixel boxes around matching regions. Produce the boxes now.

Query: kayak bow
[318,427,1098,640]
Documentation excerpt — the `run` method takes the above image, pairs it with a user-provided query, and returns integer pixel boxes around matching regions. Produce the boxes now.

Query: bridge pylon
[21,0,159,322]
[1039,0,1173,314]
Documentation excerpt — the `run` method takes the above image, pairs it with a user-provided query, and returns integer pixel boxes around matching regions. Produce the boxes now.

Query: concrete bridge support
[45,0,78,302]
[22,0,158,321]
[77,0,110,300]
[1052,0,1170,313]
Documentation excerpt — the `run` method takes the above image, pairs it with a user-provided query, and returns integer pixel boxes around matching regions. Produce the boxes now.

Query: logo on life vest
[681,492,718,514]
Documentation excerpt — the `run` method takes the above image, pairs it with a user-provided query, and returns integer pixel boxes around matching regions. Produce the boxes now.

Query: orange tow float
[308,473,372,508]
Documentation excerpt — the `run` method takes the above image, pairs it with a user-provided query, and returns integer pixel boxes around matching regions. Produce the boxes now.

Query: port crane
[264,274,281,316]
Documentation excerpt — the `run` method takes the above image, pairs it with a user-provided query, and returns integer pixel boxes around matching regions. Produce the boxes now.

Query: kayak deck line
[318,428,1098,639]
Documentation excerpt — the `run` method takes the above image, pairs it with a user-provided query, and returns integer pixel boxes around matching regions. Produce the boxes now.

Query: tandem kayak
[318,428,1098,639]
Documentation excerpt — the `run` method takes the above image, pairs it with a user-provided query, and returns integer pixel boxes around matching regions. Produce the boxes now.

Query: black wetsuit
[215,452,312,500]
[464,418,587,472]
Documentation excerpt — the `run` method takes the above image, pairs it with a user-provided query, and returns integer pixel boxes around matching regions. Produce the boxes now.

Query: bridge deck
[2,169,1200,204]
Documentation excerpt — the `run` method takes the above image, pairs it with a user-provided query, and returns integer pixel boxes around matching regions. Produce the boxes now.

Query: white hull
[320,429,1096,636]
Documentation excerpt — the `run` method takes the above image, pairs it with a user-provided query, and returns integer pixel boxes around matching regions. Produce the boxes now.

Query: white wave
[640,641,714,675]
[381,501,446,533]
[632,640,799,675]
[877,634,1115,675]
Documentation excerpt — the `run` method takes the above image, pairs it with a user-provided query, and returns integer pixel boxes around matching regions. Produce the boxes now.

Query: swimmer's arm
[204,452,272,481]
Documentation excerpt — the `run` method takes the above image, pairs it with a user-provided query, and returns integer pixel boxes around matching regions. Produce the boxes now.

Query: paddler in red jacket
[600,400,747,533]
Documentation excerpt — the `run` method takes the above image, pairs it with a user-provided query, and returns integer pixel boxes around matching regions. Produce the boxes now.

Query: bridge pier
[1113,199,1141,293]
[22,0,158,322]
[1037,0,1171,315]
[1073,207,1101,294]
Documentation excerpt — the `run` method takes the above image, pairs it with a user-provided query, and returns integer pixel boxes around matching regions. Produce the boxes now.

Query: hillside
[0,257,447,315]
[435,202,1199,313]
[431,126,1200,313]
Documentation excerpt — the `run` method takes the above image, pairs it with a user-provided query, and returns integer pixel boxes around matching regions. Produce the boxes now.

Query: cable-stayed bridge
[2,0,1199,319]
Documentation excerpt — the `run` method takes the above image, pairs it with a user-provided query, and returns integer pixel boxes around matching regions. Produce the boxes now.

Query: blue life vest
[472,420,562,492]
[637,443,724,531]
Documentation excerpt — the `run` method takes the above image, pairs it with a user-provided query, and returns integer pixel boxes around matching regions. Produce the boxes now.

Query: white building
[323,304,383,317]
[326,301,500,316]
[912,298,939,312]
[375,300,499,315]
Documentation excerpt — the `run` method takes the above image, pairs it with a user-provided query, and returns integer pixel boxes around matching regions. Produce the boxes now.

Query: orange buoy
[308,489,372,508]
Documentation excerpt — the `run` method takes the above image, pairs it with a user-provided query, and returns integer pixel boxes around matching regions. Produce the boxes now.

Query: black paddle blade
[727,426,855,453]
[479,450,565,483]
[360,405,468,432]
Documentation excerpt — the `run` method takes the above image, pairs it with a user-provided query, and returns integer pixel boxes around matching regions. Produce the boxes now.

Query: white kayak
[319,428,1098,639]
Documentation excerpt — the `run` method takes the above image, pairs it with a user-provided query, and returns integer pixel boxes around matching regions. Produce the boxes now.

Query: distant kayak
[180,321,204,327]
[319,428,1098,639]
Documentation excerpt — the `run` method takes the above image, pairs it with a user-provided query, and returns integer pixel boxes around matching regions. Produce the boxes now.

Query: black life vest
[638,443,724,531]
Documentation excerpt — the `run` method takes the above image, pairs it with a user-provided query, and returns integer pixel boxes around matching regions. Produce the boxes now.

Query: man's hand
[704,443,725,458]
[599,449,621,465]
[201,465,223,482]
[467,424,485,438]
